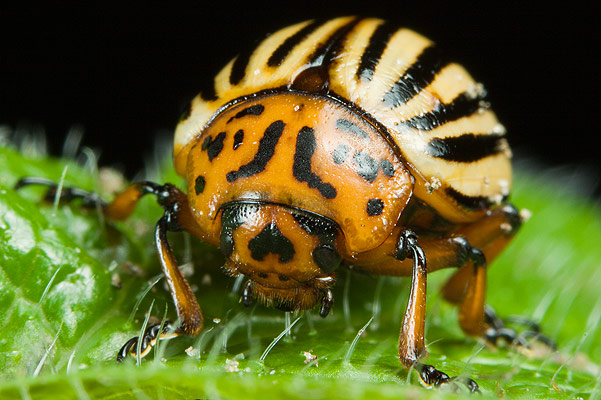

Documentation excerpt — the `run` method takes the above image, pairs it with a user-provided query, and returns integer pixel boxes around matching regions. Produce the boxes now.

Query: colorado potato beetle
[16,16,549,391]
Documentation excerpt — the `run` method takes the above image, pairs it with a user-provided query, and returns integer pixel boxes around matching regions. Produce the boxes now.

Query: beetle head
[219,201,342,316]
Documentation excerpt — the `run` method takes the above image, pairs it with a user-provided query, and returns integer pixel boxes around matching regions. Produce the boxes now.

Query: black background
[1,3,598,196]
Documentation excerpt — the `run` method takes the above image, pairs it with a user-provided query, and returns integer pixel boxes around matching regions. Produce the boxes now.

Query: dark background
[1,3,598,196]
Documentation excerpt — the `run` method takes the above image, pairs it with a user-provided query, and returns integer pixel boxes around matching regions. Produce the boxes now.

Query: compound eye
[313,245,342,273]
[220,230,234,258]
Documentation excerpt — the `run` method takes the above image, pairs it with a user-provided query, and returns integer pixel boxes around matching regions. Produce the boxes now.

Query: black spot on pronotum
[227,104,265,123]
[380,159,394,177]
[293,126,337,199]
[201,132,226,161]
[336,118,370,141]
[332,143,349,164]
[227,120,285,182]
[366,198,384,216]
[233,129,244,150]
[248,223,295,263]
[208,132,226,161]
[353,151,379,182]
[194,175,206,195]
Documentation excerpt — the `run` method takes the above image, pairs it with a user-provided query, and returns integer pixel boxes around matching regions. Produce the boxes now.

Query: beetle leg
[15,178,206,360]
[14,177,107,209]
[483,306,557,349]
[395,230,480,392]
[116,321,179,362]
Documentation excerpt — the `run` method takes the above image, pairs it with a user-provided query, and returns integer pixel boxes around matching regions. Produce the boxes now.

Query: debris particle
[185,346,200,359]
[425,177,441,194]
[519,208,533,223]
[202,273,212,285]
[111,272,122,289]
[302,350,318,366]
[213,318,221,324]
[225,358,240,372]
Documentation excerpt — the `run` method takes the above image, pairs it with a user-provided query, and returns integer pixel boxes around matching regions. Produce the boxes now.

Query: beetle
[15,16,549,391]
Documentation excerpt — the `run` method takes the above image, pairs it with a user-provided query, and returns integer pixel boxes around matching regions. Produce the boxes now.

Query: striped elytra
[175,16,514,250]
[174,17,511,231]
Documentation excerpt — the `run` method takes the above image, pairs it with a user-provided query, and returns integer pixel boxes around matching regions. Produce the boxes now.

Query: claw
[417,363,480,393]
[116,321,179,362]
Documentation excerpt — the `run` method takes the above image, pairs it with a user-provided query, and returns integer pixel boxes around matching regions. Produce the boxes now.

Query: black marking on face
[220,203,261,258]
[401,92,484,131]
[382,45,446,108]
[427,133,506,163]
[194,175,206,195]
[353,151,379,182]
[227,120,285,182]
[233,129,244,150]
[205,132,226,161]
[248,223,295,263]
[308,18,360,66]
[312,245,342,273]
[336,118,370,141]
[356,21,396,81]
[366,198,384,216]
[293,126,337,199]
[268,20,324,67]
[226,104,265,123]
[278,274,290,281]
[332,143,349,164]
[380,159,395,177]
[445,186,497,211]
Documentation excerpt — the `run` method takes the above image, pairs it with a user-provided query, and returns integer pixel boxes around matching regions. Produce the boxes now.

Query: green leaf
[0,144,599,399]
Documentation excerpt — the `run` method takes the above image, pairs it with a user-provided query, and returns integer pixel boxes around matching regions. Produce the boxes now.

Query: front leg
[117,203,204,361]
[15,178,205,361]
[395,230,479,392]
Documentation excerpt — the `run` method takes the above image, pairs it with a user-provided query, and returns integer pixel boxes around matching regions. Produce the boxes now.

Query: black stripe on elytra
[226,104,265,123]
[233,129,244,150]
[202,131,226,161]
[445,186,499,211]
[267,20,324,67]
[401,91,485,131]
[308,18,360,66]
[427,133,506,163]
[198,79,218,101]
[230,41,258,85]
[336,118,370,141]
[226,120,285,182]
[248,223,295,263]
[383,45,447,108]
[293,126,337,199]
[356,21,396,81]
